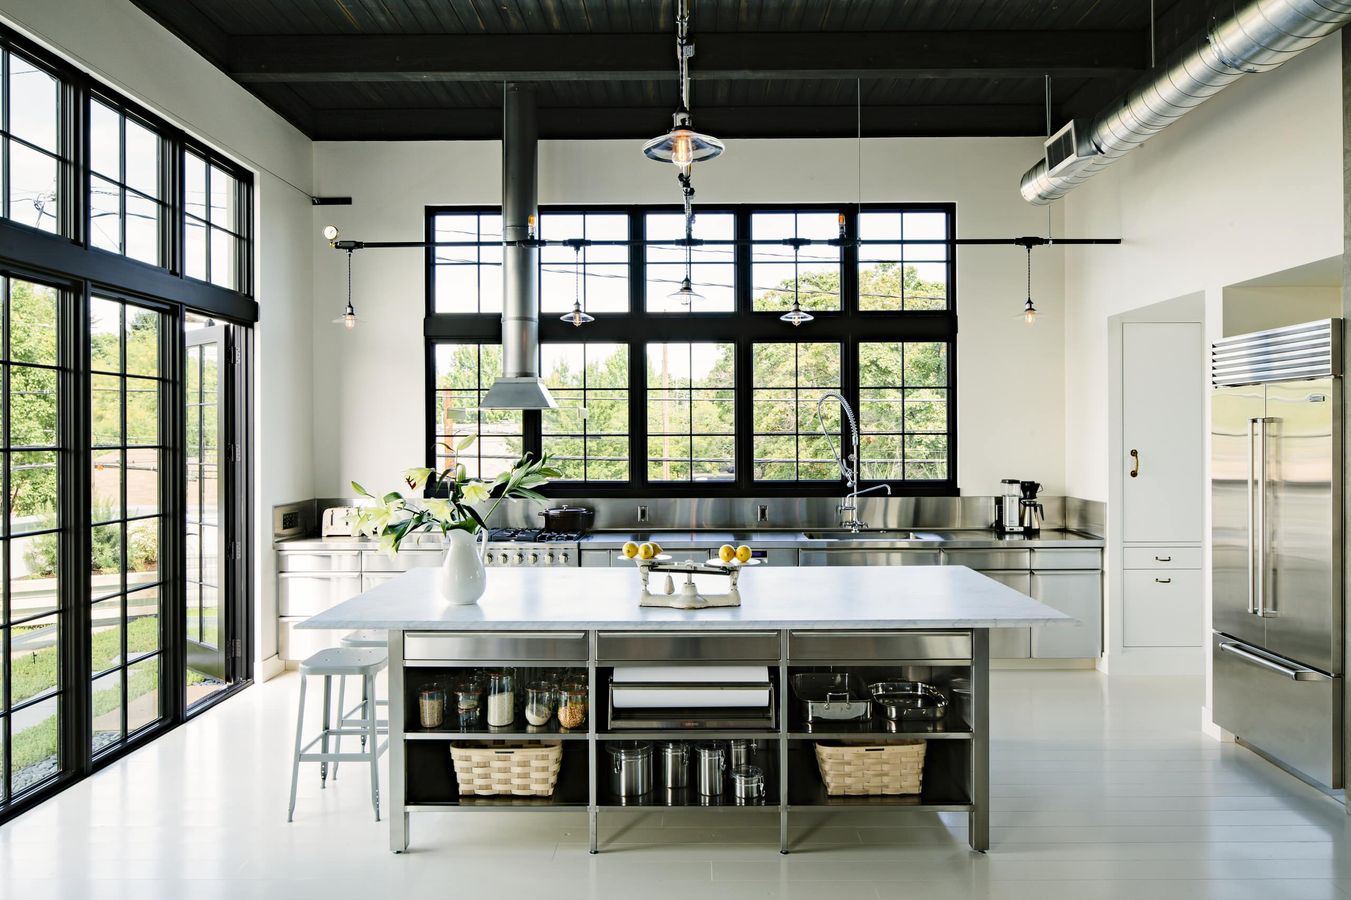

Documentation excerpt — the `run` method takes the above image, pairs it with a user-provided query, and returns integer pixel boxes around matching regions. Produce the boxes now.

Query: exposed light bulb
[322,224,340,242]
[780,298,814,327]
[667,276,704,307]
[670,131,694,168]
[1023,299,1037,326]
[333,302,358,330]
[561,303,594,327]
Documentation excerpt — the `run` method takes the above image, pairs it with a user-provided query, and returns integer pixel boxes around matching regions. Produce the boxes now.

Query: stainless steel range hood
[481,84,557,410]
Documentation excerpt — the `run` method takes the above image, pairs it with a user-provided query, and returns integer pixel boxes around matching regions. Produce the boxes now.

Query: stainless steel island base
[298,564,1069,856]
[384,625,991,854]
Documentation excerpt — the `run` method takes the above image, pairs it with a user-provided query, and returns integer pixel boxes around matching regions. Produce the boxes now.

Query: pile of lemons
[620,541,754,563]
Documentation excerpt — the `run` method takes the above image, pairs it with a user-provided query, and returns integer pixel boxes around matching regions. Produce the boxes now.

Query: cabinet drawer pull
[1154,555,1172,562]
[1154,577,1171,584]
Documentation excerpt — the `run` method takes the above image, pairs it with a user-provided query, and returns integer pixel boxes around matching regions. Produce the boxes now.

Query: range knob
[528,552,540,565]
[560,551,570,565]
[514,552,525,565]
[544,552,555,564]
[497,552,510,566]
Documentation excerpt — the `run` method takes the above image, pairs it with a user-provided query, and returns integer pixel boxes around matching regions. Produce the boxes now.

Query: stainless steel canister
[730,765,765,802]
[658,741,690,789]
[729,738,759,769]
[606,741,653,798]
[694,742,726,796]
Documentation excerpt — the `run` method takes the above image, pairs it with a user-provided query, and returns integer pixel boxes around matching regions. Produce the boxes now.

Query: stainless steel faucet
[816,392,891,532]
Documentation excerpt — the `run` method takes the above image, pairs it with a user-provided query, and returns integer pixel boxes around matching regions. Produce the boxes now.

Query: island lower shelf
[386,626,991,854]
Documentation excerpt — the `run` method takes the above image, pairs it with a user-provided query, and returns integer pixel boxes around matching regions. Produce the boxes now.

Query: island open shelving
[298,564,1071,855]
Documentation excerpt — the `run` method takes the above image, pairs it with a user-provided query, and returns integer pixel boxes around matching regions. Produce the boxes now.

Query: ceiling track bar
[335,236,1121,251]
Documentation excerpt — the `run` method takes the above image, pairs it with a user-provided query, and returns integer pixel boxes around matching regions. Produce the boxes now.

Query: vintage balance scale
[634,555,761,610]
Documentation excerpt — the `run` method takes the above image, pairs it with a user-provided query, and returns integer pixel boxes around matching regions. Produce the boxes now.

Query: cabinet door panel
[1031,571,1102,658]
[978,570,1031,659]
[1123,569,1203,647]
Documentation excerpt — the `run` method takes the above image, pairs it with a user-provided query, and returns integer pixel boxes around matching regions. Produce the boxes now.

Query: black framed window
[1,48,63,235]
[751,209,842,313]
[857,209,950,311]
[751,342,842,481]
[89,296,167,752]
[88,99,166,267]
[539,211,629,315]
[426,203,957,496]
[432,211,502,313]
[183,150,247,292]
[646,342,736,482]
[644,210,735,313]
[858,341,950,481]
[431,343,522,479]
[541,342,629,482]
[2,274,64,801]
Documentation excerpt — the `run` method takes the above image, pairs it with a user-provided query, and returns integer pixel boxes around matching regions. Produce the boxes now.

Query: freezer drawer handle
[1218,641,1330,681]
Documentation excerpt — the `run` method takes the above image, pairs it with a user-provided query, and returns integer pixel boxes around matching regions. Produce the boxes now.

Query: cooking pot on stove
[537,506,594,532]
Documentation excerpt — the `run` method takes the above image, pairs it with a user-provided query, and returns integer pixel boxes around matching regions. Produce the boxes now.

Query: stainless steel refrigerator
[1211,319,1343,790]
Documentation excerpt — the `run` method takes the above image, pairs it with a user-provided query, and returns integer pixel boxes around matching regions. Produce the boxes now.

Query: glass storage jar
[558,682,588,730]
[417,686,447,729]
[525,682,557,727]
[485,669,516,727]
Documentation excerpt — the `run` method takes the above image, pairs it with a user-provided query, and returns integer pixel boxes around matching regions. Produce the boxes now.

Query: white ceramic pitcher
[438,528,487,605]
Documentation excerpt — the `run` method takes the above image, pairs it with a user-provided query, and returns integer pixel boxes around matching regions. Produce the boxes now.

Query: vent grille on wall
[1211,319,1341,386]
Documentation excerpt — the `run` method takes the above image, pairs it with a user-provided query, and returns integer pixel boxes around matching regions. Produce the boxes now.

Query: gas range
[485,528,582,567]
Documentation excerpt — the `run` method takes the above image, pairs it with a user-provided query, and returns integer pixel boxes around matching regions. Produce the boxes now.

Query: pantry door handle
[1129,449,1140,478]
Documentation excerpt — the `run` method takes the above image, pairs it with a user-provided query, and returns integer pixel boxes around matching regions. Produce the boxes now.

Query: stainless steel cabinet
[797,549,942,567]
[978,571,1032,659]
[278,571,363,617]
[1030,570,1103,658]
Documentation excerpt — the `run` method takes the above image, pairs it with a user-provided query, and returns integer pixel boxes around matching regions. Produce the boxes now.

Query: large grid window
[88,99,165,267]
[645,211,735,312]
[858,210,950,311]
[646,342,735,482]
[752,342,842,481]
[539,212,628,315]
[2,276,63,802]
[858,341,949,481]
[433,211,502,313]
[433,344,523,479]
[89,297,166,753]
[541,343,629,481]
[183,151,245,291]
[752,210,842,313]
[1,49,62,234]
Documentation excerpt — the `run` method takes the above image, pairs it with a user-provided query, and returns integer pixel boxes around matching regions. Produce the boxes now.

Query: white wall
[0,0,317,676]
[311,137,1066,498]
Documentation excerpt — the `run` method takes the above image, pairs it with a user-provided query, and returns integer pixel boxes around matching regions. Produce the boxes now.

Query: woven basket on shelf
[814,741,926,796]
[449,741,563,797]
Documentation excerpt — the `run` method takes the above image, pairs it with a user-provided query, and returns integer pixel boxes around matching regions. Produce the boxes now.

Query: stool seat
[300,647,386,676]
[340,629,387,648]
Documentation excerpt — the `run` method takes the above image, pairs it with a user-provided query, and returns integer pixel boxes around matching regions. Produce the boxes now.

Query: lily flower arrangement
[351,439,560,555]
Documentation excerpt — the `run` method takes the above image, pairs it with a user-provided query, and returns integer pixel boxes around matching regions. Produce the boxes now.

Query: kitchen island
[300,564,1071,854]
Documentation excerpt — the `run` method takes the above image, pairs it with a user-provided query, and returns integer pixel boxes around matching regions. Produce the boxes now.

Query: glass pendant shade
[1022,298,1038,326]
[668,276,704,307]
[780,298,814,327]
[562,303,595,327]
[643,111,724,167]
[333,302,358,330]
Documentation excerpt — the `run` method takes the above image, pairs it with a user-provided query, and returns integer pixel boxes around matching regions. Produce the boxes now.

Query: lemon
[638,542,656,561]
[718,544,736,563]
[735,544,753,563]
[650,541,664,554]
[621,541,640,559]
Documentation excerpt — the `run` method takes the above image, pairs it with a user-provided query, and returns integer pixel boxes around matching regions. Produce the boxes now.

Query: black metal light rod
[331,235,1121,251]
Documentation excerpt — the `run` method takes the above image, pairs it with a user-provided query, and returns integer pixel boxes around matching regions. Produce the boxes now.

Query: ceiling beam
[304,104,1050,141]
[228,31,1146,83]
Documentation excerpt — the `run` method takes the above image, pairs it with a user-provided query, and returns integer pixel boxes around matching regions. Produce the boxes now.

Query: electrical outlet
[637,505,649,524]
[282,511,300,530]
[757,504,768,523]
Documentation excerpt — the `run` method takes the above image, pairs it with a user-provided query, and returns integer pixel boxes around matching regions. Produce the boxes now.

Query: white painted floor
[3,669,1351,900]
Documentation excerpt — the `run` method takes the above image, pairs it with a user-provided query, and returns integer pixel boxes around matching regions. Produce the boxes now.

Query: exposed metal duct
[1020,0,1351,205]
[481,83,557,410]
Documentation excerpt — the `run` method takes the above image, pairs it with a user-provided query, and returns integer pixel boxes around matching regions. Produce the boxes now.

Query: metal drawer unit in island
[384,623,990,854]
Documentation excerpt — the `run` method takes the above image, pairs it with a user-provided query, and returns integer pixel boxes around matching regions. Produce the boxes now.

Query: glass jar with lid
[557,682,588,730]
[485,668,516,727]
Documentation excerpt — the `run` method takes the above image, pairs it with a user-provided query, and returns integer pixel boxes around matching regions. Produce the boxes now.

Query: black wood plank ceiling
[129,0,1205,140]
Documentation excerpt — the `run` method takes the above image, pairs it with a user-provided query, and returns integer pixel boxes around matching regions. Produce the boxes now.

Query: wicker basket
[449,741,563,797]
[814,741,926,796]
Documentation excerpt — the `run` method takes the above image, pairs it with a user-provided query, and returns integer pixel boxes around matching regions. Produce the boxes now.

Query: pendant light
[779,244,814,326]
[667,209,704,308]
[333,247,358,330]
[561,243,594,327]
[1021,244,1038,326]
[642,0,723,171]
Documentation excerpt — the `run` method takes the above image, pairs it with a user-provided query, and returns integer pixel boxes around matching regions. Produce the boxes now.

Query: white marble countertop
[298,565,1073,631]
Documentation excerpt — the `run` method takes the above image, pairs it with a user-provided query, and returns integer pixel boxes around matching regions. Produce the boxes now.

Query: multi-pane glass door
[88,296,168,753]
[184,321,227,693]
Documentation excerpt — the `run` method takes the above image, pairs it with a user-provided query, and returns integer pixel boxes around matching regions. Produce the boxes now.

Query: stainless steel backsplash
[279,495,1105,537]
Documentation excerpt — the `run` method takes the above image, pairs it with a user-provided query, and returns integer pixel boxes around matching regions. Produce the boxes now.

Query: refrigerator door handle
[1247,417,1258,615]
[1218,640,1330,681]
[1257,416,1277,618]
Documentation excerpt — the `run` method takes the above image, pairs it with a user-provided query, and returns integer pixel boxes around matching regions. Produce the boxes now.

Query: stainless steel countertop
[275,528,1103,552]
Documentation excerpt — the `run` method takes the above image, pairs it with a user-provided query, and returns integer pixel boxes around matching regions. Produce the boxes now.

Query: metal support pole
[969,628,990,852]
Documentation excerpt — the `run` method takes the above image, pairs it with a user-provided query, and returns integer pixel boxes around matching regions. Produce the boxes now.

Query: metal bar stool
[287,647,388,822]
[332,630,388,780]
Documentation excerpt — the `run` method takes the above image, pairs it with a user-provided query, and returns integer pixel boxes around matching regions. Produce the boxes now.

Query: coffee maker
[995,479,1023,534]
[1018,480,1045,534]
